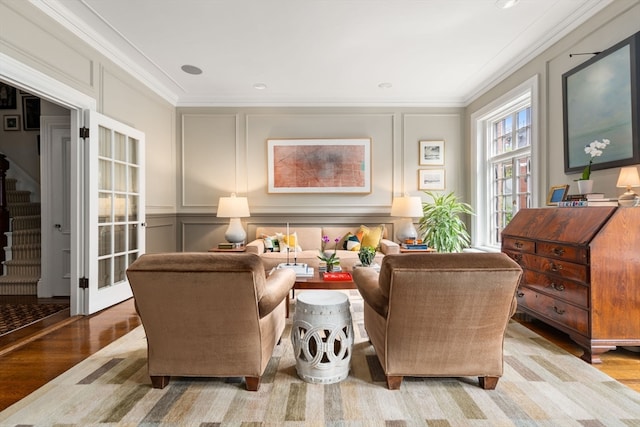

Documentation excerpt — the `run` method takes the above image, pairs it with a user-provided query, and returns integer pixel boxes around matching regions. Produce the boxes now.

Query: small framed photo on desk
[547,184,569,206]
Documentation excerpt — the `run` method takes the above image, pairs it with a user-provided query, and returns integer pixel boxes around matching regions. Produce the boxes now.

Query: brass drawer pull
[514,241,523,249]
[549,263,563,272]
[513,254,523,262]
[517,291,525,298]
[550,283,565,292]
[552,247,565,256]
[553,306,565,315]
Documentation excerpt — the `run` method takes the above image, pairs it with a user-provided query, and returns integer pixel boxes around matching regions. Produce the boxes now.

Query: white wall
[0,0,176,218]
[0,0,177,252]
[467,1,640,202]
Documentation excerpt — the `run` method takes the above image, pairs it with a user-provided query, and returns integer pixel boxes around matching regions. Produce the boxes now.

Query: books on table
[276,263,314,277]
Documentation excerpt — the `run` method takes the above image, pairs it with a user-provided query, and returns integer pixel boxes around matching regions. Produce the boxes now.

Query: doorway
[1,53,145,317]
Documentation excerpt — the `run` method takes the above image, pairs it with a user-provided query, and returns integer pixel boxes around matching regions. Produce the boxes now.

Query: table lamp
[616,166,640,207]
[216,193,250,243]
[390,195,423,242]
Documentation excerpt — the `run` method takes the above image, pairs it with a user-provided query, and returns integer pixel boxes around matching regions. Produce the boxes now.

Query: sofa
[246,225,400,271]
[352,252,522,390]
[126,252,296,391]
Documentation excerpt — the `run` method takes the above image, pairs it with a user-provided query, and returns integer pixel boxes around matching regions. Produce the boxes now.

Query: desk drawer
[520,253,588,283]
[503,237,535,253]
[516,287,588,335]
[536,242,588,264]
[522,270,589,308]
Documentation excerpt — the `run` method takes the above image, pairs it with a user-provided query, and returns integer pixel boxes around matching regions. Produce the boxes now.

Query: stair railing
[0,154,9,264]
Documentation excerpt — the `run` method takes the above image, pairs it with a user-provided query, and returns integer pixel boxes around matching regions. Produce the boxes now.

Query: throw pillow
[343,233,362,251]
[276,232,303,252]
[261,234,278,252]
[358,224,385,249]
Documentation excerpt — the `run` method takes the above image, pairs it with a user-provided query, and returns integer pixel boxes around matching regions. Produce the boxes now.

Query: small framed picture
[22,96,41,131]
[418,169,445,190]
[419,140,445,166]
[3,114,20,131]
[546,184,569,206]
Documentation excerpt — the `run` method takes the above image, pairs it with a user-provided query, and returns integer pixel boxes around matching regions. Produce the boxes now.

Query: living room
[1,0,640,423]
[0,1,637,259]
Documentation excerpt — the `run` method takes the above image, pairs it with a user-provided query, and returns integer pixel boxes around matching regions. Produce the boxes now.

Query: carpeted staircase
[0,178,41,295]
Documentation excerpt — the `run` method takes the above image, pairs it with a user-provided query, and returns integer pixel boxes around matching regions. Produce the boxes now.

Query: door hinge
[79,277,89,289]
[79,127,90,139]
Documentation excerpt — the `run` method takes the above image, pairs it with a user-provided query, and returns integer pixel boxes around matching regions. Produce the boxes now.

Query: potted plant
[418,191,474,253]
[318,235,341,272]
[358,246,376,267]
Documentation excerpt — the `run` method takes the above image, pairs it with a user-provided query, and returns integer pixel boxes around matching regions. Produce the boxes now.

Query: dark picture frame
[546,184,569,206]
[0,83,17,109]
[563,31,640,175]
[3,114,20,131]
[22,96,41,131]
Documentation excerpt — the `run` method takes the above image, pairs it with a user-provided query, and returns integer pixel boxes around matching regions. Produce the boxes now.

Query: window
[488,104,532,245]
[471,76,538,250]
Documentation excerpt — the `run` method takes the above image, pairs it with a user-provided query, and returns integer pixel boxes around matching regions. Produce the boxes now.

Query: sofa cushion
[276,232,303,252]
[359,224,385,249]
[255,227,322,251]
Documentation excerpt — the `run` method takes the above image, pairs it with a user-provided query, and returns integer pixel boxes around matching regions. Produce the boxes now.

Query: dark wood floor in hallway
[0,298,638,412]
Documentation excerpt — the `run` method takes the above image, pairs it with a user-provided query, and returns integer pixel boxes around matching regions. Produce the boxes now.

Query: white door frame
[1,52,96,315]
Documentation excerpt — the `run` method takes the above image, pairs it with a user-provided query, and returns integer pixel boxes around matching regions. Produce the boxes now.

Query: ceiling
[35,0,613,107]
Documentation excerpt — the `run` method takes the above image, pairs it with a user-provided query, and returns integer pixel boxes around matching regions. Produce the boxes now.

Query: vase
[577,179,594,195]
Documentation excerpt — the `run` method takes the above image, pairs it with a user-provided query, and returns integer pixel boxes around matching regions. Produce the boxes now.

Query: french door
[82,111,145,314]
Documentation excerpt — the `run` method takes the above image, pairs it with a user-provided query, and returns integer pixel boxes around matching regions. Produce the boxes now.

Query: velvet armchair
[126,252,295,391]
[352,252,522,390]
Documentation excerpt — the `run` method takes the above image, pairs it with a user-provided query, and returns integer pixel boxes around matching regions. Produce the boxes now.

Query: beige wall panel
[0,2,93,90]
[181,220,230,252]
[181,114,238,209]
[546,4,640,197]
[102,69,176,215]
[245,113,395,213]
[145,215,177,253]
[403,113,463,197]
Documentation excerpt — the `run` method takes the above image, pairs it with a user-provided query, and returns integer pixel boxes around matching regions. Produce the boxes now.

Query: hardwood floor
[0,298,141,411]
[0,300,638,412]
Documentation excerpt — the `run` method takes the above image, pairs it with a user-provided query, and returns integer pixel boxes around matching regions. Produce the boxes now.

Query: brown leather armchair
[352,252,522,390]
[126,252,295,391]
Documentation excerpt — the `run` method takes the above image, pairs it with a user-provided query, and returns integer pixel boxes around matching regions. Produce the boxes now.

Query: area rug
[0,303,70,336]
[1,291,640,426]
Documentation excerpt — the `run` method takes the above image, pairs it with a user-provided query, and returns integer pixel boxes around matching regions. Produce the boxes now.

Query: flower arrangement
[318,235,341,270]
[580,138,610,180]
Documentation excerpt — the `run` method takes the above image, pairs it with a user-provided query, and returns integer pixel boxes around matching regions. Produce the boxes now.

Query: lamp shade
[216,193,250,218]
[390,196,423,218]
[616,166,640,189]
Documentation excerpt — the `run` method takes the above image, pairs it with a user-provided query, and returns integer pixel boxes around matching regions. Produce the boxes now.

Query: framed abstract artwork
[267,138,371,193]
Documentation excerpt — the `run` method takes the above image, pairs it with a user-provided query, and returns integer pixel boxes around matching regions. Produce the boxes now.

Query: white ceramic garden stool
[291,290,353,384]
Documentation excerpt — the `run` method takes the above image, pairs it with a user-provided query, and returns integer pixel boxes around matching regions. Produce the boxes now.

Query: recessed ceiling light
[495,0,520,9]
[253,83,268,90]
[378,82,393,89]
[181,65,203,75]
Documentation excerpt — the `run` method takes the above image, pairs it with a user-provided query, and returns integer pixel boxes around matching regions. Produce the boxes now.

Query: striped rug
[1,290,640,426]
